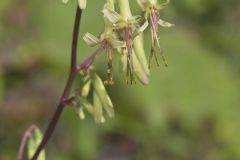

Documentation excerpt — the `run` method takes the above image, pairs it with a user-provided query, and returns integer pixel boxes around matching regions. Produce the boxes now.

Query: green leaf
[27,127,46,160]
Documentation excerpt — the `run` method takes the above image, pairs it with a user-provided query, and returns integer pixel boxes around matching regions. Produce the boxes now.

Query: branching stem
[29,5,82,160]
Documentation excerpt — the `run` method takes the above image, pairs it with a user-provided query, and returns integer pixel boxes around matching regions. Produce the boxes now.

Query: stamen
[149,11,168,67]
[122,26,136,84]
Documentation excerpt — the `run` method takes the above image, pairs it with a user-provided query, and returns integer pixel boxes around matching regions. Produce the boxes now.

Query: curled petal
[83,32,100,47]
[158,19,174,27]
[136,20,149,34]
[156,0,170,9]
[110,39,126,48]
[102,4,122,24]
[128,15,142,24]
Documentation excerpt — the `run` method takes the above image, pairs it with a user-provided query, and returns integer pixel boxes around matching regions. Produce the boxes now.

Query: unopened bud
[132,50,149,85]
[93,91,105,123]
[93,74,114,118]
[81,79,91,97]
[133,34,150,75]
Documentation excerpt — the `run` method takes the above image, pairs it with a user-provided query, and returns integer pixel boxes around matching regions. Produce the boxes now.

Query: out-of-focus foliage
[0,0,240,160]
[0,69,3,104]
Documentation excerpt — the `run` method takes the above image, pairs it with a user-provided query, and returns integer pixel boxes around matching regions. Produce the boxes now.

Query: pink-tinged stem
[76,43,106,72]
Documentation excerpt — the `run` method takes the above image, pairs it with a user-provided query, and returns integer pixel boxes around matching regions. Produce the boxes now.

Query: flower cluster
[137,0,174,67]
[63,0,174,122]
[70,68,114,123]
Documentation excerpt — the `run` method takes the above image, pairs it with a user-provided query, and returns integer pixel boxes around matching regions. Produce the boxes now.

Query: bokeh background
[0,0,240,159]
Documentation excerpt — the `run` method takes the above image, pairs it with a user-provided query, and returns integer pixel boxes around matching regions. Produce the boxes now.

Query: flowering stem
[30,6,82,160]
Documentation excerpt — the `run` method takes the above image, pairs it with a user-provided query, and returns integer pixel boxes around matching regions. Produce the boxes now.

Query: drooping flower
[81,30,125,85]
[136,0,174,67]
[103,8,140,84]
[77,0,150,85]
[68,3,125,85]
[103,1,151,84]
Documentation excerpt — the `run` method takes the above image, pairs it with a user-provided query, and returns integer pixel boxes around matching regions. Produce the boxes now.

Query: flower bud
[132,50,149,85]
[93,74,114,118]
[121,51,149,85]
[81,79,91,97]
[133,34,150,75]
[77,106,85,120]
[93,91,105,123]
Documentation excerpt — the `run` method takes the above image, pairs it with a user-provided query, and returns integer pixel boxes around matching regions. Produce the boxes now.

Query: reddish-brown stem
[30,6,82,160]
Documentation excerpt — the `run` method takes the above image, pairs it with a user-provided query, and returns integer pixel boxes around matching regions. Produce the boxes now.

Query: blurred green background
[0,0,240,159]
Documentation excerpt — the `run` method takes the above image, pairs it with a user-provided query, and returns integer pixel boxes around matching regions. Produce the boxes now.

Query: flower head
[79,4,128,85]
[103,3,146,84]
